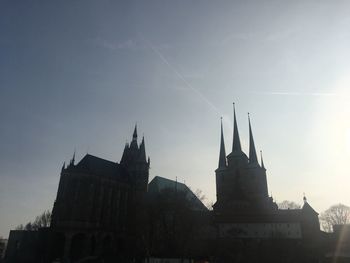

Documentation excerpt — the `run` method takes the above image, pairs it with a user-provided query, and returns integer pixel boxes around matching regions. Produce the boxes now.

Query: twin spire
[232,103,242,152]
[218,104,264,168]
[218,118,227,168]
[248,113,258,165]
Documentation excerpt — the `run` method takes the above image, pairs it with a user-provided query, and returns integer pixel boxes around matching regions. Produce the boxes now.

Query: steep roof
[74,154,129,180]
[148,176,208,211]
[302,202,319,215]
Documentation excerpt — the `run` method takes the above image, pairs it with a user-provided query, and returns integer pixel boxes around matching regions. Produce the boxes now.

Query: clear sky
[1,0,350,237]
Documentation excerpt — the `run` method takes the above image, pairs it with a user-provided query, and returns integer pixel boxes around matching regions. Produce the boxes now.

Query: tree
[194,189,206,203]
[194,188,213,210]
[15,210,51,231]
[15,224,24,230]
[32,210,51,229]
[319,203,350,232]
[277,200,301,209]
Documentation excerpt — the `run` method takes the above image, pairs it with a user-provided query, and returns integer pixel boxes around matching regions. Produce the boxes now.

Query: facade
[0,238,7,261]
[49,125,150,262]
[213,107,320,242]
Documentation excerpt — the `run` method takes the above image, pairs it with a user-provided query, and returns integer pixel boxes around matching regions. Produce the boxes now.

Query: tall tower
[214,105,271,214]
[120,125,150,192]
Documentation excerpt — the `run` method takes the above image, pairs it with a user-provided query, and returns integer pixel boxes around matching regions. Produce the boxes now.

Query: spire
[260,150,265,169]
[133,124,137,141]
[120,142,129,164]
[139,136,147,162]
[218,117,227,169]
[130,124,138,149]
[70,151,75,166]
[61,162,65,172]
[248,113,258,164]
[303,193,307,203]
[232,103,242,152]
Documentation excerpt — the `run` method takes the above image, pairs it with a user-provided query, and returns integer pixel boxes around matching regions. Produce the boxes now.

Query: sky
[1,0,350,237]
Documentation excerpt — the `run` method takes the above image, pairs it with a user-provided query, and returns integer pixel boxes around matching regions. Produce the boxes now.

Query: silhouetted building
[5,108,326,263]
[48,125,150,262]
[212,105,321,262]
[0,238,7,262]
[325,224,350,262]
[148,176,208,211]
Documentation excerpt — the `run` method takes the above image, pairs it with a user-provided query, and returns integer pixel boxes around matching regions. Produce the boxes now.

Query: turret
[120,125,150,192]
[139,136,147,162]
[130,124,138,150]
[120,142,129,164]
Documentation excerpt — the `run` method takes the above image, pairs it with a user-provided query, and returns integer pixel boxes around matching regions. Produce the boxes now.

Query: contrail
[140,35,221,115]
[252,91,337,97]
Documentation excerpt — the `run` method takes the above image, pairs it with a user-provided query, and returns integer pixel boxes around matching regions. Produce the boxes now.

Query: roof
[148,176,208,211]
[73,154,129,180]
[302,202,319,215]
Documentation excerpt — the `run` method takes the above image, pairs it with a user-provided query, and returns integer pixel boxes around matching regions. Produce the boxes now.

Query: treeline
[16,210,51,231]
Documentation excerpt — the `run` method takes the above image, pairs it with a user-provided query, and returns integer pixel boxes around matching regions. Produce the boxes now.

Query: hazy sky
[1,0,350,237]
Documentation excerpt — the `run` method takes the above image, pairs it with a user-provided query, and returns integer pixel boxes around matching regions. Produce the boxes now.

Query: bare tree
[277,200,301,209]
[319,203,350,232]
[194,189,206,203]
[206,201,214,211]
[32,210,51,229]
[15,210,51,231]
[15,224,24,230]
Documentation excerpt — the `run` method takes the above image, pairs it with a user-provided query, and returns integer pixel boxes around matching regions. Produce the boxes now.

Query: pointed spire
[303,193,307,203]
[61,162,65,172]
[232,103,242,152]
[139,136,146,162]
[133,124,137,141]
[70,151,75,166]
[120,142,129,164]
[218,117,227,169]
[130,124,138,149]
[260,150,265,169]
[248,113,258,164]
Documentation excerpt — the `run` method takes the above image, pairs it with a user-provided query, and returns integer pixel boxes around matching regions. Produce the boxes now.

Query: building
[212,106,321,262]
[325,224,350,262]
[5,107,325,263]
[0,238,7,262]
[49,125,150,262]
[148,176,208,211]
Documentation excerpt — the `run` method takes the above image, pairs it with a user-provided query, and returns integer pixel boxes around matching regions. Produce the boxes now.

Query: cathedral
[4,105,324,263]
[213,105,320,242]
[49,125,151,262]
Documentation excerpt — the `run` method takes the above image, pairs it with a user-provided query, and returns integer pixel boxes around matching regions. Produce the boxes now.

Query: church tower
[120,125,150,192]
[214,104,272,214]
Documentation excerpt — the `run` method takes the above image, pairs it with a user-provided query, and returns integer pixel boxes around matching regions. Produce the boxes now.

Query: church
[213,105,320,241]
[4,105,324,263]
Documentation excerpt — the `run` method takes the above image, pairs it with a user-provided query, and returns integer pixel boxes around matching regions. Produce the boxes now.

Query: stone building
[5,106,325,263]
[212,105,321,262]
[49,125,150,262]
[0,238,7,262]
